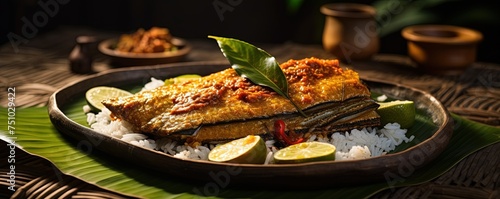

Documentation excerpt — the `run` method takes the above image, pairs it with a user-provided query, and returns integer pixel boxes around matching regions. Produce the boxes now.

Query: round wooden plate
[48,61,454,188]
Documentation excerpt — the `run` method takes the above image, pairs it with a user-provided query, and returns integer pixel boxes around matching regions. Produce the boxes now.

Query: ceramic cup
[320,3,379,62]
[402,25,483,75]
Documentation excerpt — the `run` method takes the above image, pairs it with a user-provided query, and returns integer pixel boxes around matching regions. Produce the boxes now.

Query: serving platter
[48,61,454,188]
[98,37,191,67]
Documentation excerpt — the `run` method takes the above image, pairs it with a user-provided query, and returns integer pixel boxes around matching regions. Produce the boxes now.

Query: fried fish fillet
[103,57,380,142]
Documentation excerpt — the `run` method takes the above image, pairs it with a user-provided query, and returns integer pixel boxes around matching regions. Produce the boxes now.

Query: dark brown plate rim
[47,61,454,188]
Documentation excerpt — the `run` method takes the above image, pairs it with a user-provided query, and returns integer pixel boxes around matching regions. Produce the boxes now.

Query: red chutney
[169,69,276,114]
[230,78,275,103]
[281,58,342,83]
[281,58,342,104]
[171,83,226,114]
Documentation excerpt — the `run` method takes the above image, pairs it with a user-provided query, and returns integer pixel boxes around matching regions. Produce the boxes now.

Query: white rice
[141,77,165,91]
[311,123,415,160]
[84,78,415,163]
[376,94,388,102]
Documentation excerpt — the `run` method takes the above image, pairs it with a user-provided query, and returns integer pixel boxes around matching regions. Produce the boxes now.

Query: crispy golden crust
[103,57,372,136]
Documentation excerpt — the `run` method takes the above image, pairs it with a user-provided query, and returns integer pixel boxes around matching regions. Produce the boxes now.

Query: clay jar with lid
[402,25,483,75]
[320,3,379,62]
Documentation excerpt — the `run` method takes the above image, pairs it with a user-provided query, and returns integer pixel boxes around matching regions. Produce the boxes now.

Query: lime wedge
[85,86,132,112]
[164,74,201,85]
[273,142,336,164]
[208,135,267,164]
[376,100,416,129]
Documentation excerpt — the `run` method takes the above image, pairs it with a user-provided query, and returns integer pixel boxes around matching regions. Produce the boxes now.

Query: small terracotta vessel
[321,3,379,62]
[402,25,482,75]
[69,36,96,74]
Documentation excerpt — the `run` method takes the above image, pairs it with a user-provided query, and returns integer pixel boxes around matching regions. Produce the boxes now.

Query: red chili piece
[273,120,304,146]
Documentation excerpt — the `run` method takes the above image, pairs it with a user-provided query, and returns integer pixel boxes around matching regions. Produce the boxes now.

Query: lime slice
[164,74,201,85]
[85,86,132,112]
[208,135,267,164]
[376,100,416,129]
[273,142,336,164]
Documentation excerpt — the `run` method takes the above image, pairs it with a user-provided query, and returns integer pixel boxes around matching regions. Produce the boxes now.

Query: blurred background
[1,0,499,63]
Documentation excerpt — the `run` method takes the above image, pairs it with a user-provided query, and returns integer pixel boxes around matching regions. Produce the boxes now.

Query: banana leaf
[0,107,499,198]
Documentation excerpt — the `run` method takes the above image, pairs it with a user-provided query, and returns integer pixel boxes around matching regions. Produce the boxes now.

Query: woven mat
[0,140,136,199]
[0,27,499,198]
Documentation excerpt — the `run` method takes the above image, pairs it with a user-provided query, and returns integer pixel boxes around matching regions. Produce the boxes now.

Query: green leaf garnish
[208,35,306,117]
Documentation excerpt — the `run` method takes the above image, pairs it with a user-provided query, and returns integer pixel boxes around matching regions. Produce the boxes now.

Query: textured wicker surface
[0,140,137,199]
[0,27,499,198]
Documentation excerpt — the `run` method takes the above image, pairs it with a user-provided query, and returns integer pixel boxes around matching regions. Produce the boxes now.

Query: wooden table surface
[1,26,499,199]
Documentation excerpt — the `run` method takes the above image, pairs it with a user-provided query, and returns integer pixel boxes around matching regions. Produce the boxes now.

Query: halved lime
[164,74,201,85]
[85,86,132,112]
[208,135,267,164]
[376,100,416,129]
[273,142,336,164]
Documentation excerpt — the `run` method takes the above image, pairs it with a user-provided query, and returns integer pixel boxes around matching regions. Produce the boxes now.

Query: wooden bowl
[98,37,191,67]
[401,25,482,75]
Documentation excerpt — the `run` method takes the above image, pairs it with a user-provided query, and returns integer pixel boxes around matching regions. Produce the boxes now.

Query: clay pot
[320,3,379,62]
[402,25,483,75]
[69,36,96,74]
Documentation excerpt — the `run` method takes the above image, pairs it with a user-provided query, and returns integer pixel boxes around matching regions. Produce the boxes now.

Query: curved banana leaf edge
[1,107,499,198]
